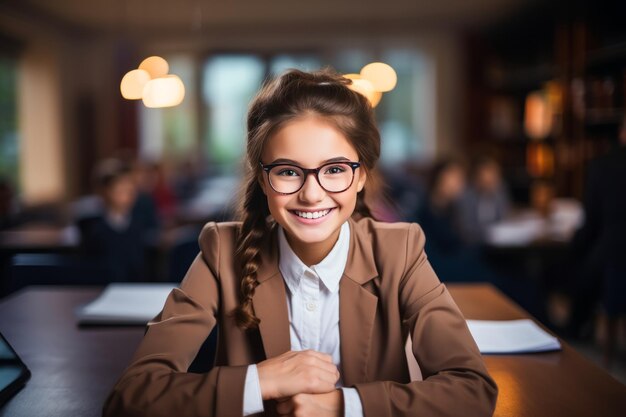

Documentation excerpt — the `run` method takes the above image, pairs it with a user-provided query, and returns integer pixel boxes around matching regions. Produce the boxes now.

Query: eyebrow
[268,156,352,165]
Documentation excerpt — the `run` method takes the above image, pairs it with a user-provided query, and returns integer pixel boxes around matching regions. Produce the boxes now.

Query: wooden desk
[0,287,143,417]
[449,284,626,417]
[0,285,624,417]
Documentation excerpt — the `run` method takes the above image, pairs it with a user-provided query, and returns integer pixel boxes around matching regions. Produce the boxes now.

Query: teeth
[295,209,331,219]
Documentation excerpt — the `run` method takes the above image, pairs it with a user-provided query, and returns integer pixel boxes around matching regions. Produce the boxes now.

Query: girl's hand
[275,390,344,417]
[257,350,340,400]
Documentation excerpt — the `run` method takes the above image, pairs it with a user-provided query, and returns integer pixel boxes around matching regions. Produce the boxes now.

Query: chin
[286,225,337,243]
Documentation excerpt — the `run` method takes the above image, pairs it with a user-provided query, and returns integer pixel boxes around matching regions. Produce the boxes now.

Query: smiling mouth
[290,208,334,219]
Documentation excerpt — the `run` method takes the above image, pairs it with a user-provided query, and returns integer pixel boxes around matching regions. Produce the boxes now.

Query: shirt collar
[278,221,350,294]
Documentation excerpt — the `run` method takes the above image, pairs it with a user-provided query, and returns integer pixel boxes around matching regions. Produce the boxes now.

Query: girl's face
[260,115,367,265]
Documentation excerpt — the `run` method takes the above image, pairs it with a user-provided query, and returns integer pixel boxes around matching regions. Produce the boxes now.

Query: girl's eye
[277,168,300,177]
[324,165,347,175]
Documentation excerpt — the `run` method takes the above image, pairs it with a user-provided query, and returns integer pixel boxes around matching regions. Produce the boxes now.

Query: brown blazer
[103,216,497,417]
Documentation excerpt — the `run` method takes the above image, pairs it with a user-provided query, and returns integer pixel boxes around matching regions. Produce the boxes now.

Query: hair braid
[232,177,270,329]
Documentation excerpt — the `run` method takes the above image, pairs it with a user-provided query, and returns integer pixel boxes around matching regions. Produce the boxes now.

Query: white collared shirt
[243,221,363,417]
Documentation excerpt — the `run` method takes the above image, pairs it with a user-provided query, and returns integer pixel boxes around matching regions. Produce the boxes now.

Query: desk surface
[450,284,626,417]
[0,284,624,417]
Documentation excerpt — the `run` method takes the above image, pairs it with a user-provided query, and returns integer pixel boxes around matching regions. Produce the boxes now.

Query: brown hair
[232,67,382,329]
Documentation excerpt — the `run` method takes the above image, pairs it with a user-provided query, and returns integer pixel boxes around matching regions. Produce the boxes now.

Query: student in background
[78,158,148,282]
[565,117,626,344]
[459,156,511,244]
[136,161,178,227]
[413,158,544,319]
[412,158,480,281]
[117,153,161,241]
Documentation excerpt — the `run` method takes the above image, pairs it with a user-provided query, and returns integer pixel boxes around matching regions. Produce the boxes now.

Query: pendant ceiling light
[524,91,553,140]
[120,69,150,100]
[142,75,186,108]
[345,74,383,107]
[344,63,396,108]
[120,56,186,108]
[138,56,169,79]
[360,62,398,92]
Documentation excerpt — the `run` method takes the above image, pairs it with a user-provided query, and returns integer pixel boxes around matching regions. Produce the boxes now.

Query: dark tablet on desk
[0,332,31,407]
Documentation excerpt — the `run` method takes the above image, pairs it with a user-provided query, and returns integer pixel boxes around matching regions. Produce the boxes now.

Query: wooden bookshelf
[464,2,626,202]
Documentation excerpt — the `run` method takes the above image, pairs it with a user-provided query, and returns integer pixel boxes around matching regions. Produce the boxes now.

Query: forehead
[261,115,358,166]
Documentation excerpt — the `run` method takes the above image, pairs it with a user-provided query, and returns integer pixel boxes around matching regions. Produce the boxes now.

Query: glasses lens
[268,165,305,194]
[319,163,354,192]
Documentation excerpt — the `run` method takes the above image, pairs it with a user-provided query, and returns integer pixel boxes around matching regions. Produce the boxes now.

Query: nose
[298,172,325,203]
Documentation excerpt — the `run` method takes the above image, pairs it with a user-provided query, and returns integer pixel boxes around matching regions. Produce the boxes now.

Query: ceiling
[4,0,536,36]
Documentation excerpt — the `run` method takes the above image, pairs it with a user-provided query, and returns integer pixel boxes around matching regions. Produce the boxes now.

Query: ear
[356,169,367,193]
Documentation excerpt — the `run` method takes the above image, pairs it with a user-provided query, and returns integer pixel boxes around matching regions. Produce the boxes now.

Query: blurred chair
[7,253,109,294]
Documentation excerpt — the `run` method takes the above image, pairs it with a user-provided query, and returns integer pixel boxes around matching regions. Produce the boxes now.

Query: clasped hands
[257,350,344,417]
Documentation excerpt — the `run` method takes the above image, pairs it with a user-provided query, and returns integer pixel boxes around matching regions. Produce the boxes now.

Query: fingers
[291,353,340,393]
[258,350,341,400]
[292,352,339,379]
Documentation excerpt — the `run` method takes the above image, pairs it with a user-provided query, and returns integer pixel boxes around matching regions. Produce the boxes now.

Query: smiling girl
[104,68,497,417]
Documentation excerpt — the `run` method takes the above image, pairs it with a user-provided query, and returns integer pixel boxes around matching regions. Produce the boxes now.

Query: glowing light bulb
[369,91,383,107]
[139,56,169,79]
[120,69,151,99]
[524,91,553,140]
[360,62,397,92]
[142,75,185,108]
[347,78,382,108]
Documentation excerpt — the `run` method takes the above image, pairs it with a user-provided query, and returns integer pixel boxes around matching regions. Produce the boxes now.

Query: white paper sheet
[76,283,177,325]
[466,319,561,354]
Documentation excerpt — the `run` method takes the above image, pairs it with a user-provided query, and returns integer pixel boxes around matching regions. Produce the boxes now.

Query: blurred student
[136,161,177,226]
[565,117,626,339]
[459,156,511,244]
[412,158,482,281]
[172,158,200,203]
[116,153,161,239]
[413,158,544,318]
[78,158,148,282]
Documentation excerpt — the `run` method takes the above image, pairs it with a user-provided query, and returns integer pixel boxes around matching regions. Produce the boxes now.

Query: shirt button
[306,302,317,311]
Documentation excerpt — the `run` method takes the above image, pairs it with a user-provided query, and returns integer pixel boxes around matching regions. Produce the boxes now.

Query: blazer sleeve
[353,223,498,417]
[102,223,248,417]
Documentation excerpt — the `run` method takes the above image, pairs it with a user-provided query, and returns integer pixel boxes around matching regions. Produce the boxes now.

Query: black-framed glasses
[260,161,362,195]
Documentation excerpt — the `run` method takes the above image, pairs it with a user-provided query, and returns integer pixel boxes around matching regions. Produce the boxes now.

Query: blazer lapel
[252,226,291,359]
[339,217,379,385]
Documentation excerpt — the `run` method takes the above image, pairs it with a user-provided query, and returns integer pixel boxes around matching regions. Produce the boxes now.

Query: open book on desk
[466,319,561,354]
[76,283,177,325]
